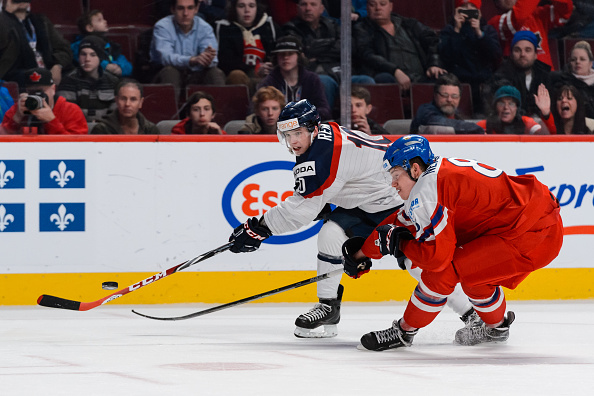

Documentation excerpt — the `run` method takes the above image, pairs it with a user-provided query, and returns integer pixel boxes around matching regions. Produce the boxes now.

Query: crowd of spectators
[1,0,594,135]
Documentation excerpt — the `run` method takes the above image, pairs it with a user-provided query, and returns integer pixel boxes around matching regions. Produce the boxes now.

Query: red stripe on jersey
[302,123,343,199]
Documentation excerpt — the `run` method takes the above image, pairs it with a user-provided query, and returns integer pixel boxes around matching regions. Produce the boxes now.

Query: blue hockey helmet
[383,135,435,172]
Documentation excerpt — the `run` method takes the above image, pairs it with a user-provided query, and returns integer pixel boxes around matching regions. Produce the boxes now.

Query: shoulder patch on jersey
[294,161,316,178]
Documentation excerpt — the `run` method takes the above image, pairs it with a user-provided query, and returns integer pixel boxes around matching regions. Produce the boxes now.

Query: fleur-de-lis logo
[0,205,15,231]
[49,204,75,231]
[49,161,75,188]
[0,161,15,188]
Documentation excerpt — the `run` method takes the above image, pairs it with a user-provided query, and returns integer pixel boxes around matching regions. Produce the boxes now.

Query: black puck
[102,281,119,290]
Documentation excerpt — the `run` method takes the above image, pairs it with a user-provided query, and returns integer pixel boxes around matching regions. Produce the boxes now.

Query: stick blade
[37,294,82,311]
[131,309,180,321]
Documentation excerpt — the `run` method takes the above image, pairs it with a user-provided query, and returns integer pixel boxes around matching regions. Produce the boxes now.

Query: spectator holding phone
[439,0,501,116]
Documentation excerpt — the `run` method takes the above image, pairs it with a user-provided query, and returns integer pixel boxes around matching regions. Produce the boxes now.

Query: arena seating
[185,85,251,128]
[411,83,474,119]
[141,84,180,124]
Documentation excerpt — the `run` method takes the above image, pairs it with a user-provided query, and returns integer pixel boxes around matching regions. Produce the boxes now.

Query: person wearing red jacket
[0,68,87,135]
[342,134,563,351]
[489,0,573,70]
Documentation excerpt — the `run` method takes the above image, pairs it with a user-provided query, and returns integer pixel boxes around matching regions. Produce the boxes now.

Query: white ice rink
[2,301,594,396]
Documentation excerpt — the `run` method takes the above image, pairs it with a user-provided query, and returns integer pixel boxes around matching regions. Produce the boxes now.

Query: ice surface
[1,301,593,395]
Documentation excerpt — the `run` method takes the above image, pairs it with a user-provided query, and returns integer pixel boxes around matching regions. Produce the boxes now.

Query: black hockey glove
[376,225,414,260]
[342,236,372,279]
[229,217,272,253]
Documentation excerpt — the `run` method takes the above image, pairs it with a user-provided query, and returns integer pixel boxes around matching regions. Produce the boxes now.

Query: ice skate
[460,308,483,327]
[358,319,418,351]
[455,311,515,346]
[294,284,343,338]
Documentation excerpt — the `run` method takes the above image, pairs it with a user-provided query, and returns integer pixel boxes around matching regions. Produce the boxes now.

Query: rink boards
[1,134,593,305]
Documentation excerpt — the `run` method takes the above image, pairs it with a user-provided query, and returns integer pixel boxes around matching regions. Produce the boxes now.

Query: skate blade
[294,325,338,338]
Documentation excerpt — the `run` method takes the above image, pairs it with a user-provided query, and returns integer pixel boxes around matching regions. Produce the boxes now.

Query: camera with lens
[459,8,479,20]
[24,91,49,111]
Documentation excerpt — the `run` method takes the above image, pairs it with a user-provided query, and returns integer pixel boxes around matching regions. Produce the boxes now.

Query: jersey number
[447,158,503,178]
[294,177,306,194]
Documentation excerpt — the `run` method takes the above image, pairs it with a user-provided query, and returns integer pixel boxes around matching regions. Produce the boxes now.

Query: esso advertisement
[221,161,323,244]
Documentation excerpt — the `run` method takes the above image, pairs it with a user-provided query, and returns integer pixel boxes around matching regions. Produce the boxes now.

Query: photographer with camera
[438,0,502,117]
[0,68,87,135]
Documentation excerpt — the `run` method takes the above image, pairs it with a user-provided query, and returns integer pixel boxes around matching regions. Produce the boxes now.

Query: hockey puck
[102,281,119,290]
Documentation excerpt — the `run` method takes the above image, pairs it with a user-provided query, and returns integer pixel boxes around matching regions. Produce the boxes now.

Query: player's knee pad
[317,220,348,258]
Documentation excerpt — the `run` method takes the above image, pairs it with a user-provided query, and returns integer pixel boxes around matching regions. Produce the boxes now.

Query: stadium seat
[33,0,84,27]
[156,120,179,135]
[383,119,412,135]
[223,120,246,135]
[411,83,474,119]
[264,0,298,25]
[105,33,134,65]
[185,85,251,128]
[141,84,179,124]
[549,38,561,72]
[353,84,404,124]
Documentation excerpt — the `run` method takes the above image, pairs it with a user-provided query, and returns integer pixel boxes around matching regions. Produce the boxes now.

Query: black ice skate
[460,308,483,327]
[455,311,516,346]
[358,319,418,351]
[294,284,343,338]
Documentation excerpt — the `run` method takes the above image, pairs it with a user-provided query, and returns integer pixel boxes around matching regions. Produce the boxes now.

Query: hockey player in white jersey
[228,99,478,338]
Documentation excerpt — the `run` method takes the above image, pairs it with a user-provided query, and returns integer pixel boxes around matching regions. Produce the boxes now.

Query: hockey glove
[229,217,273,253]
[376,225,414,258]
[342,236,372,279]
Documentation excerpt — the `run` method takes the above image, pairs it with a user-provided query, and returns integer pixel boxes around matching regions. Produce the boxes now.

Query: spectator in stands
[256,35,332,120]
[489,0,573,70]
[352,0,447,91]
[0,0,73,87]
[477,85,548,134]
[150,0,226,98]
[325,0,368,22]
[0,68,87,135]
[57,36,119,122]
[238,86,285,134]
[410,73,485,134]
[550,84,593,134]
[439,0,501,116]
[215,0,278,93]
[71,10,133,78]
[550,41,594,119]
[489,30,552,119]
[282,0,375,109]
[350,85,387,135]
[92,79,159,135]
[0,83,15,123]
[550,0,594,39]
[172,91,226,134]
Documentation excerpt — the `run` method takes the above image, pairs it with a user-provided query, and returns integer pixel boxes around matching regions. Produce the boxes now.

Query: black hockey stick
[131,268,344,321]
[37,242,234,311]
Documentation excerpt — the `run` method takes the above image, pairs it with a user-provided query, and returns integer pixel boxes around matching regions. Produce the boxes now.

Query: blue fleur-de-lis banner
[0,160,25,189]
[0,203,25,232]
[39,203,85,232]
[40,160,85,189]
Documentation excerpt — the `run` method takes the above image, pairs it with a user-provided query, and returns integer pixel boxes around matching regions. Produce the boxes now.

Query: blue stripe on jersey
[418,204,445,242]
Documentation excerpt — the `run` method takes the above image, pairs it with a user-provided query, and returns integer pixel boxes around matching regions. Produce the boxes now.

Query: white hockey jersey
[264,122,403,235]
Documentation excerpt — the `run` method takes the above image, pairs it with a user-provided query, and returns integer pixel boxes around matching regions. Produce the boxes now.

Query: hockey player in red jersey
[343,134,563,350]
[228,101,479,338]
[489,0,573,69]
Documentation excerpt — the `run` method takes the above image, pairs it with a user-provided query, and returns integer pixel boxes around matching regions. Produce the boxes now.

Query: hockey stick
[37,242,234,311]
[131,268,344,321]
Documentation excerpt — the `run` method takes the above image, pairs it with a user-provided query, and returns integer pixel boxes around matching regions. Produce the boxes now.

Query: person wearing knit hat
[511,30,539,53]
[439,0,501,115]
[477,84,546,134]
[57,35,119,122]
